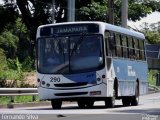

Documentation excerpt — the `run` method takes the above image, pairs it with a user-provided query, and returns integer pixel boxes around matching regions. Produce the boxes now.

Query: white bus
[36,22,148,109]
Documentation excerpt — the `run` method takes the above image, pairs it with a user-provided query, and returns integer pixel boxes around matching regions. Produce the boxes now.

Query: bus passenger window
[110,33,117,57]
[116,33,122,57]
[134,38,140,60]
[105,31,116,57]
[128,37,135,59]
[105,31,111,56]
[139,40,145,60]
[121,35,128,58]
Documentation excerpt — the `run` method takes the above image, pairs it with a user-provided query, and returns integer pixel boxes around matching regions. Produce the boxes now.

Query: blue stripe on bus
[112,59,148,81]
[64,72,97,84]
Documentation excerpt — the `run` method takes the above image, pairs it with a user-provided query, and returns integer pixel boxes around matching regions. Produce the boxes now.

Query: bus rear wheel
[131,83,139,106]
[122,97,131,106]
[51,100,62,109]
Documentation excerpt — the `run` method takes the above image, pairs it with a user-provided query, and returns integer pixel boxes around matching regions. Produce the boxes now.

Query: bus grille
[55,92,88,96]
[54,82,88,87]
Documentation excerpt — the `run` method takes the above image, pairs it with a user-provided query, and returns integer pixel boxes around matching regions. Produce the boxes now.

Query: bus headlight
[97,78,101,81]
[42,81,45,85]
[46,83,50,87]
[102,75,106,79]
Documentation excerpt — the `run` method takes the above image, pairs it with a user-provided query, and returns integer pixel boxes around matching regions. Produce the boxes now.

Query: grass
[0,95,39,105]
[0,96,11,105]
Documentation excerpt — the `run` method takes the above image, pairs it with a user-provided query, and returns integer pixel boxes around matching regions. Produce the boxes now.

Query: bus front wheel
[105,97,115,108]
[86,100,94,108]
[77,101,86,109]
[51,100,62,109]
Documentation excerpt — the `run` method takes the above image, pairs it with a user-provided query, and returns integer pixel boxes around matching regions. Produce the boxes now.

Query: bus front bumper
[37,83,107,100]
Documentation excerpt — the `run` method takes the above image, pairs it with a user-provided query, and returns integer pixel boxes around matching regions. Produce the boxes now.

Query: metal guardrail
[0,88,38,102]
[148,84,160,92]
[0,88,38,96]
[0,86,159,103]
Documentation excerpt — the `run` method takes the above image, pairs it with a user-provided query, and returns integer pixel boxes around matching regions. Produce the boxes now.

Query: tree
[3,0,160,54]
[0,31,18,59]
[0,3,19,33]
[77,1,108,22]
[141,22,160,44]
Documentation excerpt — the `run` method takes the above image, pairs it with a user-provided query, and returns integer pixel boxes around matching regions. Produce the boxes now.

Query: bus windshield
[38,34,104,74]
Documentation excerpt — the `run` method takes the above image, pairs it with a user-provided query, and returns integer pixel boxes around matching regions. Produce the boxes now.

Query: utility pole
[108,0,114,24]
[121,0,128,28]
[67,0,75,22]
[52,0,55,23]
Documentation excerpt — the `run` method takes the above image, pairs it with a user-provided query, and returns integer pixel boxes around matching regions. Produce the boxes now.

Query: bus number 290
[50,77,60,82]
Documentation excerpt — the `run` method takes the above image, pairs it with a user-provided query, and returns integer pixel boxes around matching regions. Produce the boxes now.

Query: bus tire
[77,101,86,109]
[51,100,62,109]
[131,82,139,106]
[122,97,130,106]
[105,97,115,108]
[86,100,94,108]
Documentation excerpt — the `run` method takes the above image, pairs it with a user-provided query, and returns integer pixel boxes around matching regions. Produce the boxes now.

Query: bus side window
[110,33,117,57]
[139,40,145,60]
[105,31,111,56]
[128,37,135,59]
[121,35,128,58]
[116,33,122,57]
[134,38,140,60]
[105,31,116,57]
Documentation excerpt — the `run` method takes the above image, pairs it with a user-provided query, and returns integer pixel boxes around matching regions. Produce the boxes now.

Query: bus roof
[37,21,145,39]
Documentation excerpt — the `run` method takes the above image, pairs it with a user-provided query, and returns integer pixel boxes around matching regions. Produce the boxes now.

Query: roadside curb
[0,101,51,109]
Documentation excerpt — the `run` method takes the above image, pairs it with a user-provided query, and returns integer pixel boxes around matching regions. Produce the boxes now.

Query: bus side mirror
[108,36,115,50]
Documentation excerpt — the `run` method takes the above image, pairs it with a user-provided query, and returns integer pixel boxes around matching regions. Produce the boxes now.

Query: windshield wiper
[70,33,86,57]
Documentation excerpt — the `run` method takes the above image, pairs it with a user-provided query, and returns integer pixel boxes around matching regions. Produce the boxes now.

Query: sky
[0,0,2,4]
[128,11,160,30]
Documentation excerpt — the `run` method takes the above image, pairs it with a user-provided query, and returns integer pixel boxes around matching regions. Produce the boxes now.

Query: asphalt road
[0,92,160,120]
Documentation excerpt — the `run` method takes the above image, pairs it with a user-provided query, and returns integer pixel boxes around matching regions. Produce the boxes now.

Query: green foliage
[145,32,160,44]
[0,96,39,105]
[148,70,158,85]
[0,57,23,81]
[0,48,8,80]
[7,58,23,80]
[15,96,39,103]
[78,1,108,21]
[0,31,18,58]
[0,70,21,81]
[0,4,19,33]
[141,22,160,44]
[0,49,8,71]
[128,1,152,21]
[0,96,11,104]
[21,56,35,72]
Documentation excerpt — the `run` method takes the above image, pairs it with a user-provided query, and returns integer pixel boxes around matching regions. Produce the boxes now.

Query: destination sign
[56,26,88,34]
[40,23,99,36]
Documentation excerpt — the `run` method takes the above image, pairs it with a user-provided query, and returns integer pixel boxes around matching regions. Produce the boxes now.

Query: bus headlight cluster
[37,79,51,87]
[97,78,101,81]
[46,83,50,87]
[96,75,106,83]
[42,81,45,85]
